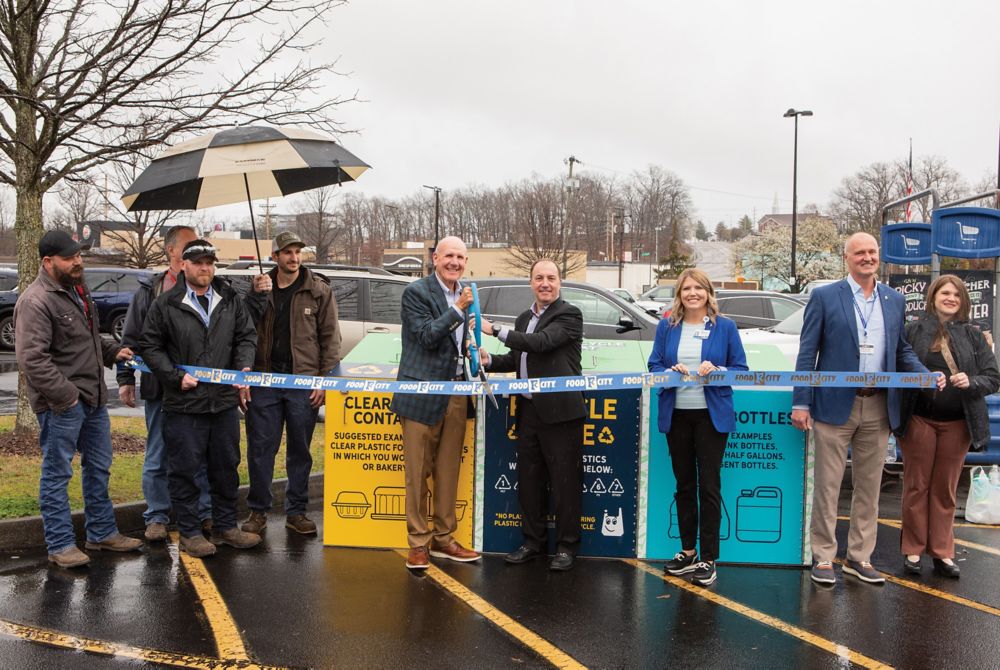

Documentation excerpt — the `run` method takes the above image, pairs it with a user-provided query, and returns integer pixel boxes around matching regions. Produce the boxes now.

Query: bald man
[793,232,940,586]
[390,237,481,569]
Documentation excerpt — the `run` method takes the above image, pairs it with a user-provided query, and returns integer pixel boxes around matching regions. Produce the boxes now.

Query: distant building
[757,212,834,233]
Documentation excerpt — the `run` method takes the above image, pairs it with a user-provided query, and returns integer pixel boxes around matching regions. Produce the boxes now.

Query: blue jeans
[142,398,212,525]
[164,408,241,537]
[246,387,318,516]
[38,402,118,554]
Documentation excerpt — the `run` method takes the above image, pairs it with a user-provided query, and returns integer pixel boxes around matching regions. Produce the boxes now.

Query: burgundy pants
[898,415,970,559]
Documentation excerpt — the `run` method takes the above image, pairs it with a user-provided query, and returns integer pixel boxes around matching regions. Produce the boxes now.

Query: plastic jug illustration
[735,487,782,543]
[668,496,730,540]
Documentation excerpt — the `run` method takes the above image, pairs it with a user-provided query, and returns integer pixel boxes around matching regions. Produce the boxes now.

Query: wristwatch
[491,323,500,337]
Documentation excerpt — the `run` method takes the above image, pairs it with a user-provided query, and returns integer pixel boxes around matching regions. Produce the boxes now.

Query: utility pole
[422,185,442,276]
[561,155,581,275]
[258,200,277,241]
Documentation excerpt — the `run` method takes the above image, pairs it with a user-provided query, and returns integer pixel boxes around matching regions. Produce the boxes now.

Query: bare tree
[828,162,902,235]
[504,179,585,276]
[900,155,967,219]
[1,0,353,434]
[293,185,341,264]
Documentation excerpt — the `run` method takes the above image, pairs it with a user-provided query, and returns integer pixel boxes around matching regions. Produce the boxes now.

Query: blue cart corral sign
[482,390,640,557]
[882,222,932,265]
[932,207,1000,259]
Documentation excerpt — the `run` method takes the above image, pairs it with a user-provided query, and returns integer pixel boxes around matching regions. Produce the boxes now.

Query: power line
[581,161,794,203]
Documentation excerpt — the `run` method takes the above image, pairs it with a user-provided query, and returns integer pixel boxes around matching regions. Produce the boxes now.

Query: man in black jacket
[479,259,587,571]
[139,240,258,558]
[117,225,213,542]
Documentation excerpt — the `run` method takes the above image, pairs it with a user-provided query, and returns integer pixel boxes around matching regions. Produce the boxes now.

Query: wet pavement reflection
[0,502,998,669]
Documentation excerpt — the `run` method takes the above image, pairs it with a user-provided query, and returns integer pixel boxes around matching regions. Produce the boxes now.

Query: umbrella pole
[243,173,264,274]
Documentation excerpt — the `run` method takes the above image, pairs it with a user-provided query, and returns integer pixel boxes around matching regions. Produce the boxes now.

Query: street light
[783,108,812,293]
[422,185,442,275]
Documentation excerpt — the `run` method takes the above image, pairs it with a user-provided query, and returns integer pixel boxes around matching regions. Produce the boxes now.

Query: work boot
[210,527,262,549]
[285,514,317,535]
[145,523,168,542]
[241,511,267,534]
[85,533,143,552]
[179,534,217,558]
[48,545,90,568]
[201,518,213,535]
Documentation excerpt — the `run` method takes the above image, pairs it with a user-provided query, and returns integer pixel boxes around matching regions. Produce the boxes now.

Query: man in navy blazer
[793,232,941,586]
[391,236,481,570]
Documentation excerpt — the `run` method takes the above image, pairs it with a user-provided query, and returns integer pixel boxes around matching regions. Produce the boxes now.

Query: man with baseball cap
[16,230,142,568]
[241,231,341,537]
[139,239,259,558]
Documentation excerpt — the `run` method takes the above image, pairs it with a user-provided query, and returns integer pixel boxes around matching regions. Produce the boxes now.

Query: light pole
[783,108,812,293]
[422,185,441,275]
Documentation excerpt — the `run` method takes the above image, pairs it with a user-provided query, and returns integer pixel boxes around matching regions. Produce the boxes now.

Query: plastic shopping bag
[964,465,1000,525]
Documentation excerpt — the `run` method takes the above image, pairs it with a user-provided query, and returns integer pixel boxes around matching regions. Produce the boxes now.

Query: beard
[53,264,84,288]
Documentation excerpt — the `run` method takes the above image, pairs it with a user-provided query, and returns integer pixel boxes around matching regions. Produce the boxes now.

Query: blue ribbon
[467,283,482,377]
[123,359,937,396]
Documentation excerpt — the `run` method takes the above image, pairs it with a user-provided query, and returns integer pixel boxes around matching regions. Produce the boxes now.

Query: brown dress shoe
[430,540,480,563]
[145,523,168,542]
[405,546,430,569]
[48,545,90,568]
[210,527,262,549]
[286,514,317,535]
[240,511,267,534]
[179,534,217,558]
[84,533,143,552]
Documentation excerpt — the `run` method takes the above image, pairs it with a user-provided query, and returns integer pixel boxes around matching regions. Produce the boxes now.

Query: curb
[0,472,324,553]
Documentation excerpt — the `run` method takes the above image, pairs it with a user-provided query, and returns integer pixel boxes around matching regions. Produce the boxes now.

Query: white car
[611,287,663,316]
[739,306,804,367]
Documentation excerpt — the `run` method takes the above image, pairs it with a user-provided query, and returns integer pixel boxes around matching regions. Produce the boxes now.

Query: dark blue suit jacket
[390,275,468,425]
[647,315,748,434]
[793,279,927,430]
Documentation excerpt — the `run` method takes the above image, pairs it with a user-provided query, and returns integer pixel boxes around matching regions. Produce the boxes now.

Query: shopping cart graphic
[902,236,921,255]
[955,220,979,243]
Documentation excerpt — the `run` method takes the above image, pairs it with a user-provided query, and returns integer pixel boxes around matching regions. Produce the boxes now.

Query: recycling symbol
[507,424,518,440]
[495,475,512,492]
[590,478,607,494]
[608,479,625,495]
[598,427,615,445]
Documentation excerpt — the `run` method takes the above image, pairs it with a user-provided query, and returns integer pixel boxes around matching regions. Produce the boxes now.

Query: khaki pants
[810,394,889,563]
[401,395,467,549]
[899,415,970,559]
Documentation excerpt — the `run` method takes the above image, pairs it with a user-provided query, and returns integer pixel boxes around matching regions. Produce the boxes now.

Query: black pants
[666,408,728,562]
[516,399,584,555]
[164,408,241,537]
[246,386,318,515]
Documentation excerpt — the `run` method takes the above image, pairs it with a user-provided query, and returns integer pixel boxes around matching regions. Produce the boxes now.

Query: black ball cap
[39,230,84,259]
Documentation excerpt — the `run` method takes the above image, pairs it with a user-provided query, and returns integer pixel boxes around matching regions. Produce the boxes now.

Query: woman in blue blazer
[647,268,748,586]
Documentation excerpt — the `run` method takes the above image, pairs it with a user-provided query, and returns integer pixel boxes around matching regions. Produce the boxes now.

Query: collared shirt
[434,273,465,377]
[162,268,179,293]
[497,301,549,398]
[846,275,886,373]
[182,282,220,328]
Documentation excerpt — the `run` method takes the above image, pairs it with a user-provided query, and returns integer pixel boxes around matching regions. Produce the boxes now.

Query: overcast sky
[255,1,1000,227]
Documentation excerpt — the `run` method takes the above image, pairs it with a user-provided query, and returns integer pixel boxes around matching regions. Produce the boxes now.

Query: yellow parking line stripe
[626,560,892,670]
[873,519,1000,558]
[170,532,250,661]
[0,617,284,669]
[396,550,585,669]
[831,558,1000,618]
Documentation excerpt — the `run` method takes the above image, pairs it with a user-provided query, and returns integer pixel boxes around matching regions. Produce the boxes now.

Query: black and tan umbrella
[122,125,369,270]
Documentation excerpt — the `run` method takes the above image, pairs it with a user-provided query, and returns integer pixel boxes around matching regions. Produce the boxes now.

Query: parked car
[217,265,413,356]
[799,279,838,298]
[611,287,662,315]
[473,278,660,341]
[714,289,807,329]
[0,269,17,350]
[84,268,154,342]
[639,284,676,305]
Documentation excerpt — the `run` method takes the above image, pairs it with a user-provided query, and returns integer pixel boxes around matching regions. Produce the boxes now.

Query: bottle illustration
[668,497,730,540]
[735,487,782,543]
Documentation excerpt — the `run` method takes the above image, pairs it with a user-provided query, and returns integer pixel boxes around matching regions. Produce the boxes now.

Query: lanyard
[853,290,876,339]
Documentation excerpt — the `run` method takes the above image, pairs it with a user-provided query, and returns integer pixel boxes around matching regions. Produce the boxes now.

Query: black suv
[0,268,17,350]
[472,278,659,341]
[715,290,806,329]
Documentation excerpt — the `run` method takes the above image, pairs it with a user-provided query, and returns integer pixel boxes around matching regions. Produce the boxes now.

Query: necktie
[197,294,209,313]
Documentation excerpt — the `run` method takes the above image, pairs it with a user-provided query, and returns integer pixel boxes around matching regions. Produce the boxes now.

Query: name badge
[694,329,710,339]
[859,343,875,355]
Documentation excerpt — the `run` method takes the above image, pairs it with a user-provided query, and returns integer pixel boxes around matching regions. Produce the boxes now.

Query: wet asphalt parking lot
[0,485,998,669]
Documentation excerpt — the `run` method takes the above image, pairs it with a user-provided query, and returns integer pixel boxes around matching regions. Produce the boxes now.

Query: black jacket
[117,271,169,400]
[896,314,1000,450]
[138,273,257,414]
[488,297,587,424]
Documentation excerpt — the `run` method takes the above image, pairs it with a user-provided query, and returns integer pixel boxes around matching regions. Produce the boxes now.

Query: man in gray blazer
[391,236,481,569]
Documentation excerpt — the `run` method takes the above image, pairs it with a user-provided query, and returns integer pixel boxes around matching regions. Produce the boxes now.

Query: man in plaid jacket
[390,236,481,569]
